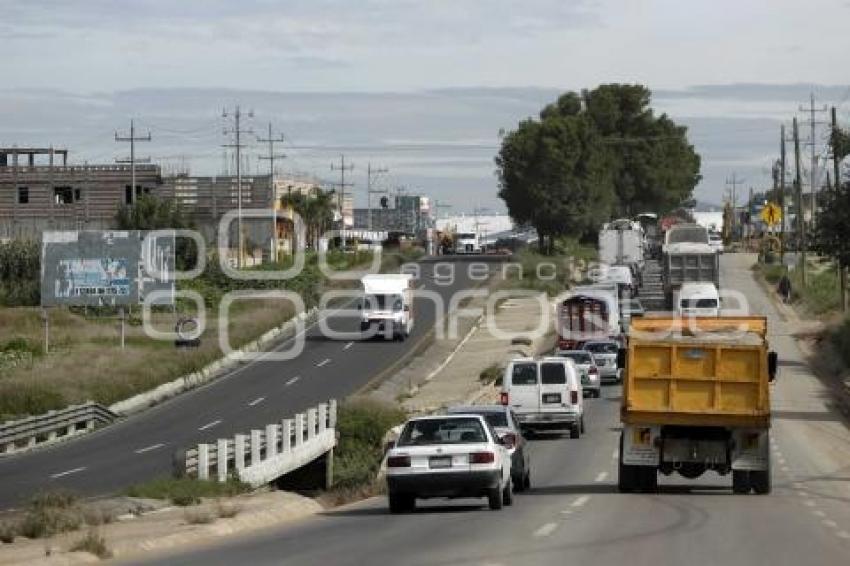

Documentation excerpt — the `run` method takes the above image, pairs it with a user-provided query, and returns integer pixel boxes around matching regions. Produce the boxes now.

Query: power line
[330,154,354,246]
[366,162,389,232]
[222,105,254,268]
[257,122,286,262]
[799,93,829,227]
[114,119,151,206]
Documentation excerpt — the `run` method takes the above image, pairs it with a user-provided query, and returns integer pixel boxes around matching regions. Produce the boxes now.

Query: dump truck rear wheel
[732,470,751,494]
[638,466,658,492]
[618,433,636,492]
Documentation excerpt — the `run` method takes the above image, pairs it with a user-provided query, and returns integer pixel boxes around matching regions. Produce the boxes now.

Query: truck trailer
[618,316,778,494]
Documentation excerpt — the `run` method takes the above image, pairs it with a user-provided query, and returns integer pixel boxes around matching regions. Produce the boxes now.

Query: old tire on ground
[732,470,751,494]
[488,487,503,510]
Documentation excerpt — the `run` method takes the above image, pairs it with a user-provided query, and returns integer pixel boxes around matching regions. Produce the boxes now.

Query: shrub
[183,508,215,525]
[69,529,112,559]
[126,477,250,506]
[0,520,16,544]
[830,317,850,368]
[215,500,241,519]
[333,399,407,488]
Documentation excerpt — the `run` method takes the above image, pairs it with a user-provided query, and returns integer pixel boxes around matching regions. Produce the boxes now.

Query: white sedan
[385,414,513,512]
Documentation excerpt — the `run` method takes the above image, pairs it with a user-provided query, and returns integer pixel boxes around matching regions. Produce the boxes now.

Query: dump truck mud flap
[731,429,770,471]
[622,425,660,466]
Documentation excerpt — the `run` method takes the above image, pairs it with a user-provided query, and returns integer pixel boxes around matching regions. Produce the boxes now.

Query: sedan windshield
[397,418,487,446]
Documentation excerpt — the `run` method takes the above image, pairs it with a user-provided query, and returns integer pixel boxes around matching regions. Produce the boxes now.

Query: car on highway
[500,357,584,438]
[446,405,531,491]
[385,414,514,512]
[554,350,601,397]
[582,340,621,383]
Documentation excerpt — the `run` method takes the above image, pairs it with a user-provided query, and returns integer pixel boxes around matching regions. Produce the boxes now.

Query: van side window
[541,362,566,384]
[511,363,538,385]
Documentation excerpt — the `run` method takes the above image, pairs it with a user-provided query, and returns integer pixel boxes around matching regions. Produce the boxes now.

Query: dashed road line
[803,499,817,507]
[198,419,221,431]
[595,472,608,482]
[344,342,354,350]
[571,495,590,508]
[285,376,301,386]
[248,397,265,407]
[822,519,838,529]
[612,450,619,459]
[812,510,826,518]
[533,522,559,538]
[560,509,573,516]
[317,358,331,367]
[50,467,86,479]
[837,531,850,539]
[134,443,164,454]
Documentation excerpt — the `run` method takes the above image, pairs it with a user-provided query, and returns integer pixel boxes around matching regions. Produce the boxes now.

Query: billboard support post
[119,307,126,349]
[40,309,49,355]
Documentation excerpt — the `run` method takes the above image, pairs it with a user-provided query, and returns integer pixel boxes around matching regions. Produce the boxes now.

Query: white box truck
[599,219,644,270]
[360,274,415,340]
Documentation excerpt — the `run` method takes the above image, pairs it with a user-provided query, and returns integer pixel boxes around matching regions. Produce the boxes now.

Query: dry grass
[215,500,241,519]
[69,529,112,559]
[183,508,215,525]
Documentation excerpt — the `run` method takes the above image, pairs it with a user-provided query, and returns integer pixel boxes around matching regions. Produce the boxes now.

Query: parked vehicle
[446,405,531,491]
[582,340,621,383]
[386,414,514,512]
[677,282,720,317]
[621,298,645,332]
[618,316,778,494]
[360,274,414,340]
[556,286,621,350]
[500,357,584,438]
[554,350,601,397]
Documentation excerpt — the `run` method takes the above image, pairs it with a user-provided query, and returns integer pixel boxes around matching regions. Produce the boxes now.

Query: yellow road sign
[760,202,782,226]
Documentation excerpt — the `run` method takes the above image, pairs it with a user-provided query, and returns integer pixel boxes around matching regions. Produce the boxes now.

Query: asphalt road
[126,254,850,566]
[0,256,504,509]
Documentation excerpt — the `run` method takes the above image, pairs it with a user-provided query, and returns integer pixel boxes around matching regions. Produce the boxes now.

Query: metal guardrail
[0,402,118,455]
[179,400,337,487]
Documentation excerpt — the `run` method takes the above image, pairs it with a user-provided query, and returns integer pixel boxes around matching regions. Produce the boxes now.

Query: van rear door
[539,361,569,413]
[506,361,539,416]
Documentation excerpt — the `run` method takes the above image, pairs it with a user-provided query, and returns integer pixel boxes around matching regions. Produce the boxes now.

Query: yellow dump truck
[618,316,778,494]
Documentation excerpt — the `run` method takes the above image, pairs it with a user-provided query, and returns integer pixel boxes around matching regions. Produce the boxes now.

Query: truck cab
[359,274,414,340]
[677,282,720,317]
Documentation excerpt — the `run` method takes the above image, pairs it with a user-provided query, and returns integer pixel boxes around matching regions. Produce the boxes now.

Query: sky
[1,0,849,212]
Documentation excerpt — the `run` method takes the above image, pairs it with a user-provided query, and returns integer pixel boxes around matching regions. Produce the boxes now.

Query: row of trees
[496,84,702,251]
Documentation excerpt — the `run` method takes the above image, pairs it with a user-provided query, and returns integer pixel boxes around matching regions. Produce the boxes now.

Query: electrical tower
[257,123,286,262]
[725,173,745,236]
[799,93,828,227]
[331,155,354,246]
[366,162,389,232]
[222,106,254,268]
[114,119,151,206]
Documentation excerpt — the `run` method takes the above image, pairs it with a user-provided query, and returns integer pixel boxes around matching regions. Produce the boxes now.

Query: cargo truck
[556,286,621,350]
[617,316,778,494]
[662,242,719,309]
[599,219,644,270]
[360,274,415,340]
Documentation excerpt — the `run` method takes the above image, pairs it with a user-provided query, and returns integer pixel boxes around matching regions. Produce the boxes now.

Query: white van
[500,357,584,438]
[677,282,720,317]
[360,274,415,340]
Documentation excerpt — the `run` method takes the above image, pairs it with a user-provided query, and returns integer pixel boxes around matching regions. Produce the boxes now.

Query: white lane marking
[134,443,164,454]
[836,531,850,539]
[822,519,838,529]
[560,509,574,516]
[612,450,619,459]
[804,499,817,507]
[248,397,265,407]
[797,491,809,497]
[792,482,804,489]
[316,358,330,367]
[50,467,86,479]
[780,466,790,472]
[775,451,783,458]
[198,419,221,431]
[571,495,590,508]
[812,510,826,518]
[533,522,558,538]
[285,376,300,386]
[595,472,608,482]
[778,458,786,465]
[343,342,354,350]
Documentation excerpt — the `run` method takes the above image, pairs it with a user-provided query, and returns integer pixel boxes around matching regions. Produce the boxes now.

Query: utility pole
[725,173,744,240]
[330,155,354,247]
[793,117,807,287]
[115,119,151,206]
[780,124,787,263]
[366,162,389,232]
[257,123,286,262]
[222,106,253,268]
[833,106,847,311]
[799,93,828,228]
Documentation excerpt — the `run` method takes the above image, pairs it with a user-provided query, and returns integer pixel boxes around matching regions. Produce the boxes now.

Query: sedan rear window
[397,418,487,446]
[541,362,566,384]
[584,342,618,354]
[511,363,538,385]
[681,298,718,309]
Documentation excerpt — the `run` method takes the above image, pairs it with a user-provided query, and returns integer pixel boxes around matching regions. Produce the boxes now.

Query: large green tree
[496,84,701,250]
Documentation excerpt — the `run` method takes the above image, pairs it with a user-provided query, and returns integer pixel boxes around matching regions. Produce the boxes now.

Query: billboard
[41,231,175,307]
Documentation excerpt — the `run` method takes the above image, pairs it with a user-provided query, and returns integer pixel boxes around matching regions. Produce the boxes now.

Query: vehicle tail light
[570,390,579,404]
[469,451,495,464]
[387,455,411,467]
[499,391,509,406]
[500,433,517,449]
